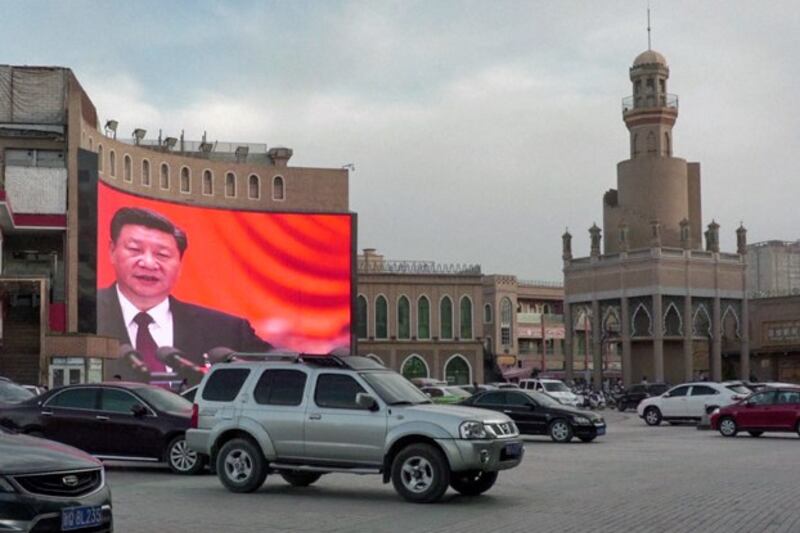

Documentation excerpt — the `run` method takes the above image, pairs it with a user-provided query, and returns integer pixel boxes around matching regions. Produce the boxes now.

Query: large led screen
[95,181,354,384]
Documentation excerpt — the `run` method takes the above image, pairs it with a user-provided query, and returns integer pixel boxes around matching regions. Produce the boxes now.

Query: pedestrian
[178,378,188,393]
[641,375,648,385]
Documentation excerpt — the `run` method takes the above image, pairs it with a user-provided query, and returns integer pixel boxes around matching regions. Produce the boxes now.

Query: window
[659,79,665,93]
[45,388,97,410]
[501,297,513,346]
[202,369,250,402]
[460,296,472,339]
[375,295,388,339]
[141,159,151,186]
[202,170,213,195]
[668,386,690,397]
[417,296,430,339]
[273,176,284,200]
[777,391,800,405]
[5,149,66,168]
[484,303,492,323]
[225,172,236,197]
[748,392,776,406]
[88,137,93,150]
[401,355,428,380]
[440,296,453,339]
[356,295,368,339]
[123,155,132,182]
[397,296,410,339]
[254,370,307,406]
[180,166,191,193]
[109,150,116,177]
[690,385,718,396]
[444,355,471,385]
[506,392,531,406]
[98,145,103,171]
[160,163,170,189]
[646,78,654,90]
[248,174,260,199]
[425,388,443,398]
[314,374,366,409]
[475,392,505,406]
[101,389,143,414]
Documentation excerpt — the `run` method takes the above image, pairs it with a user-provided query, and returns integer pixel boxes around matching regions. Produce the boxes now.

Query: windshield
[543,382,570,393]
[443,386,471,398]
[726,384,751,395]
[0,381,34,403]
[136,386,193,413]
[360,371,432,405]
[524,390,561,407]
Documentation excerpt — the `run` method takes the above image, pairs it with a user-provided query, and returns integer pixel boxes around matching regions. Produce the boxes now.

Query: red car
[710,387,800,437]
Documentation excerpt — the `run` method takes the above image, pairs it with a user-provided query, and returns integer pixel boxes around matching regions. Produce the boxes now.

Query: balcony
[622,93,679,114]
[517,312,564,324]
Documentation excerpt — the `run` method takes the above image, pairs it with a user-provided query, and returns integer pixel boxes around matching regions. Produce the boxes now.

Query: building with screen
[0,64,351,387]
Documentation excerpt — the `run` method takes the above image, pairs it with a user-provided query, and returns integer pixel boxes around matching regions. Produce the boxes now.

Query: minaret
[624,50,677,158]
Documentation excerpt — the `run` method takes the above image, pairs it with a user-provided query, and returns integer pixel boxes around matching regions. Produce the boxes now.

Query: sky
[2,1,798,281]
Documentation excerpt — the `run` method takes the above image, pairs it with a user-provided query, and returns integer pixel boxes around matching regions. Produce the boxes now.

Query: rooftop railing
[358,259,481,275]
[622,93,679,114]
[518,279,563,288]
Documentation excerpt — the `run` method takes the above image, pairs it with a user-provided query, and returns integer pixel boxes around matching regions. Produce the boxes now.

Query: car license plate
[596,426,606,436]
[61,506,102,531]
[503,442,523,458]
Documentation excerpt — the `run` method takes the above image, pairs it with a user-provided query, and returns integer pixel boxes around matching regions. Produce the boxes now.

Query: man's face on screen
[110,224,182,309]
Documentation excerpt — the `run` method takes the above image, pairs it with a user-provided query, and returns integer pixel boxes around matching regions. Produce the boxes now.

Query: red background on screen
[96,182,353,352]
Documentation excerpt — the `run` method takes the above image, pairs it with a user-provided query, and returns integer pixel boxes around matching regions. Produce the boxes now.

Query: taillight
[190,403,199,429]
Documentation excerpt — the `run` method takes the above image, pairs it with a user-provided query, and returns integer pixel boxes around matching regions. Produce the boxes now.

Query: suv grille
[13,468,103,498]
[485,421,518,438]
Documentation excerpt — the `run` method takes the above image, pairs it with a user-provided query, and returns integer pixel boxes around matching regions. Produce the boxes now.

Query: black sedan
[0,382,204,475]
[616,383,669,412]
[461,389,606,443]
[0,426,113,531]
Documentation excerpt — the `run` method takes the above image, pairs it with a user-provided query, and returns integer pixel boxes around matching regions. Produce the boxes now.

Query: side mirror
[355,392,379,411]
[131,404,147,417]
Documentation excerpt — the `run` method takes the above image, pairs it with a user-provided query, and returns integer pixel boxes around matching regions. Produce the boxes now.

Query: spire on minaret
[647,3,652,51]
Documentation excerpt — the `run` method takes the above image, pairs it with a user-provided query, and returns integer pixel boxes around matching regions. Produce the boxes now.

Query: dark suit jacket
[98,285,272,371]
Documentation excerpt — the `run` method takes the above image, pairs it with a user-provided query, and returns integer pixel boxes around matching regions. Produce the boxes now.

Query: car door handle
[309,414,322,420]
[95,415,110,421]
[40,411,53,416]
[503,410,513,414]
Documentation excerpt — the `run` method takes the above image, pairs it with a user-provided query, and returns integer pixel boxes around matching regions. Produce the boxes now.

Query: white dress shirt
[116,285,174,350]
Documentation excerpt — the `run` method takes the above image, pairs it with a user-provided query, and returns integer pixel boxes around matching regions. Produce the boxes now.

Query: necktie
[134,312,165,372]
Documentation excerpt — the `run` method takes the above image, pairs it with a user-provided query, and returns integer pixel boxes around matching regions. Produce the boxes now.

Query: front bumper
[573,421,606,438]
[0,486,112,532]
[436,437,524,473]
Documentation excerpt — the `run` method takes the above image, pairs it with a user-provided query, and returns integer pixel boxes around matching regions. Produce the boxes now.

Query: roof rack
[221,352,385,370]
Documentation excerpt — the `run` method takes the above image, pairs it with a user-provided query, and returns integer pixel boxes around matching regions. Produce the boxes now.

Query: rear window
[726,384,751,395]
[46,388,98,409]
[254,370,307,406]
[202,369,251,402]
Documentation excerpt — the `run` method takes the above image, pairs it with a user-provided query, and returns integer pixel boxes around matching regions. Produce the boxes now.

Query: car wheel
[449,470,498,496]
[644,407,662,426]
[718,416,738,437]
[578,436,596,443]
[166,435,204,475]
[748,431,763,438]
[548,420,573,443]
[391,443,450,503]
[217,438,267,493]
[280,471,323,487]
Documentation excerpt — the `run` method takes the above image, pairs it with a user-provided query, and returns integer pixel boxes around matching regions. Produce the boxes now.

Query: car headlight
[711,408,720,415]
[459,421,489,439]
[572,416,592,425]
[0,477,16,493]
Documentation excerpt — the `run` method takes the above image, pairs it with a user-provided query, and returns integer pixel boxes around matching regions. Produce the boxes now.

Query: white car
[637,382,751,425]
[519,379,581,407]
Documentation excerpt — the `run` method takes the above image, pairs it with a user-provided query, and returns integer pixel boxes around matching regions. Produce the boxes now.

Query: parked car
[187,354,524,503]
[410,378,447,388]
[711,387,800,437]
[638,382,751,426]
[0,382,205,475]
[459,384,498,395]
[0,426,113,531]
[0,380,34,405]
[488,382,520,389]
[615,383,669,412]
[743,382,798,393]
[460,389,606,443]
[21,384,47,397]
[420,385,473,404]
[518,378,581,407]
[181,385,199,403]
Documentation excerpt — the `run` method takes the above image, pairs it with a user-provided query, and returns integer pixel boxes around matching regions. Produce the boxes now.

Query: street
[106,411,800,532]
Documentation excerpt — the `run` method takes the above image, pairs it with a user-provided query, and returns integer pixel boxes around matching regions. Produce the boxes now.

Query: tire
[280,471,323,487]
[718,416,738,437]
[449,470,498,496]
[644,407,662,426]
[391,443,450,503]
[748,431,763,438]
[548,420,573,443]
[579,436,596,443]
[166,435,204,475]
[216,438,268,493]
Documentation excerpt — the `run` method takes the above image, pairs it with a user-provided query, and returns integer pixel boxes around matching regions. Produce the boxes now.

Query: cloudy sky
[2,1,798,280]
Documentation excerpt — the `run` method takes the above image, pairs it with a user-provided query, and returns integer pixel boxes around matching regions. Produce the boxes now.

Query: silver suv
[187,355,524,503]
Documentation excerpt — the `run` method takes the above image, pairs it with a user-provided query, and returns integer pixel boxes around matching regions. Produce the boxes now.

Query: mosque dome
[633,50,667,68]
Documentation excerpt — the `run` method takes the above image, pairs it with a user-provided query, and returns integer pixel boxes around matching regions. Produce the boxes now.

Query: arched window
[397,296,410,339]
[273,176,285,200]
[440,296,453,339]
[484,303,492,323]
[248,174,260,199]
[417,296,430,339]
[160,163,170,189]
[88,137,93,150]
[646,131,656,153]
[693,305,712,337]
[123,155,132,182]
[664,303,682,336]
[97,145,103,172]
[180,166,191,193]
[500,297,513,346]
[460,296,472,339]
[375,295,388,339]
[109,150,116,177]
[722,306,740,340]
[542,303,552,314]
[141,159,151,186]
[664,132,671,156]
[356,295,368,339]
[444,355,472,385]
[225,172,236,197]
[202,170,213,195]
[401,355,429,380]
[632,304,652,337]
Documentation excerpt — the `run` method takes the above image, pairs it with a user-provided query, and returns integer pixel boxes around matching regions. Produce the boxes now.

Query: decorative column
[621,297,632,386]
[589,224,601,258]
[564,303,573,382]
[652,293,664,383]
[683,294,693,381]
[680,218,691,250]
[705,220,720,253]
[738,223,750,379]
[592,299,602,389]
[712,297,722,381]
[650,219,662,248]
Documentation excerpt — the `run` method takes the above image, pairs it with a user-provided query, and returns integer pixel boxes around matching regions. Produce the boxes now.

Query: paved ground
[107,411,800,532]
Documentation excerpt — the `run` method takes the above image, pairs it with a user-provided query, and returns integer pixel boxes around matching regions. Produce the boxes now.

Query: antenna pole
[647,4,652,50]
